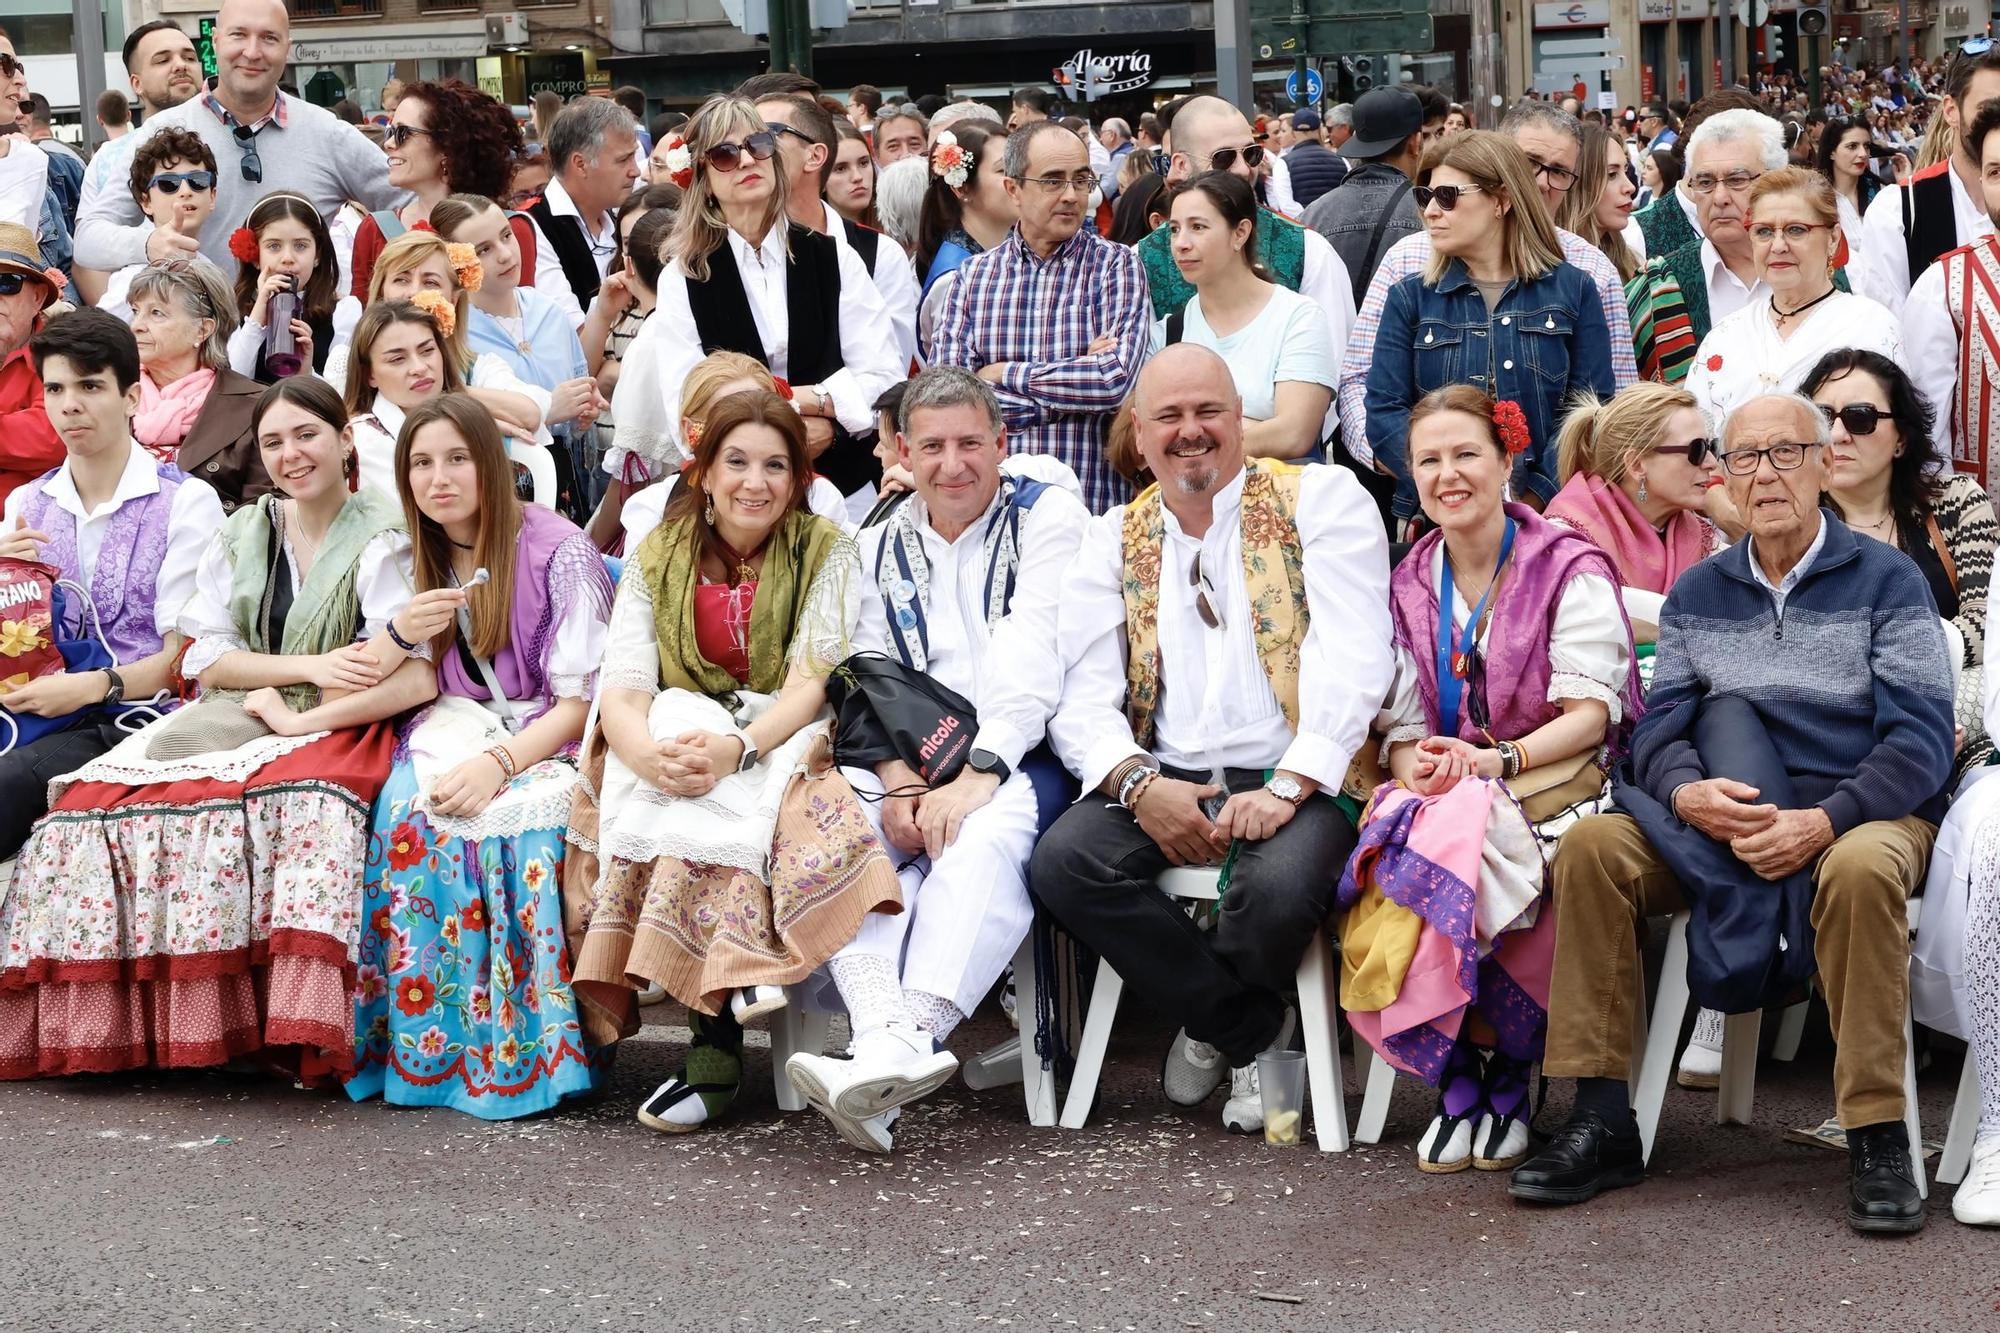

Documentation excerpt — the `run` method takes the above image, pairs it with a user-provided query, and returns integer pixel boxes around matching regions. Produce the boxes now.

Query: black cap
[1341,86,1424,159]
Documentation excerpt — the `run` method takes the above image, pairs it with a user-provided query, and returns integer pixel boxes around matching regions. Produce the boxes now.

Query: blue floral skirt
[345,758,599,1118]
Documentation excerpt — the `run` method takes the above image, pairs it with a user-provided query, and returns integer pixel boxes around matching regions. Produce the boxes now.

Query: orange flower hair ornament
[409,288,456,339]
[444,242,483,293]
[228,227,259,265]
[1492,399,1531,457]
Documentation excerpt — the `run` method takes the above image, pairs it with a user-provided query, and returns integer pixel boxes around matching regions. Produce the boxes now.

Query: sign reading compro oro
[292,32,490,65]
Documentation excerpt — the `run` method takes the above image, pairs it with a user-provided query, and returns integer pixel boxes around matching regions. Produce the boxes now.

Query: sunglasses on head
[1412,183,1489,211]
[1818,402,1887,435]
[703,131,777,174]
[1208,143,1265,172]
[1654,436,1715,467]
[146,170,215,195]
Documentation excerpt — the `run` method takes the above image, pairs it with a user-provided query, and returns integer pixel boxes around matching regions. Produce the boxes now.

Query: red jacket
[0,342,64,506]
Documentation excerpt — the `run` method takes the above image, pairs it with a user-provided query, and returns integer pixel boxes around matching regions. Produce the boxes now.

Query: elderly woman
[562,389,900,1134]
[1339,384,1639,1175]
[127,259,270,512]
[1364,131,1617,532]
[1685,168,1902,426]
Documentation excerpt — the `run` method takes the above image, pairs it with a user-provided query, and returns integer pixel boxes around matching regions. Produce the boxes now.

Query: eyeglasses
[1525,154,1579,191]
[1412,183,1488,211]
[233,123,263,183]
[1190,551,1223,630]
[703,131,777,174]
[764,121,817,147]
[1207,143,1266,172]
[1687,169,1763,194]
[1819,402,1887,436]
[1718,441,1820,475]
[1654,436,1715,467]
[1746,221,1832,243]
[1015,171,1099,195]
[0,273,30,297]
[145,170,215,195]
[382,124,434,149]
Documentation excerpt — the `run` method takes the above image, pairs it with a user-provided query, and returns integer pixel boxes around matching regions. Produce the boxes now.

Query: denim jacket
[1364,257,1616,519]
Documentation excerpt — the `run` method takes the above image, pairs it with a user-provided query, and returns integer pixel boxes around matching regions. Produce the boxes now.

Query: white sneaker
[730,985,788,1023]
[785,1025,958,1153]
[999,968,1019,1032]
[1417,1109,1475,1173]
[1222,1061,1263,1133]
[1163,1030,1228,1105]
[1952,1137,2000,1226]
[1678,1007,1725,1089]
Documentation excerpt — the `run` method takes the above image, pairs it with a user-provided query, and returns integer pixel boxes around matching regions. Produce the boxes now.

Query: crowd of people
[4,0,2000,1240]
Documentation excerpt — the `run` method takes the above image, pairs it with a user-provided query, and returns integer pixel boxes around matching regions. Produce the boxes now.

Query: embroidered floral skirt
[345,750,598,1120]
[561,731,902,1044]
[0,722,395,1080]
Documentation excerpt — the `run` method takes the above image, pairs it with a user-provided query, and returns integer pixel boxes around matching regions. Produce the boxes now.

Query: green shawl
[634,507,846,699]
[1139,206,1308,319]
[220,488,407,710]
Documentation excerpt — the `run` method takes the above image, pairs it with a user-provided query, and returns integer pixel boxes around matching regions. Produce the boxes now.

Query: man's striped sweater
[1633,512,1957,835]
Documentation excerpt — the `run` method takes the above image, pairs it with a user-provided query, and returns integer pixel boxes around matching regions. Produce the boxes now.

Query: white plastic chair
[1053,865,1351,1152]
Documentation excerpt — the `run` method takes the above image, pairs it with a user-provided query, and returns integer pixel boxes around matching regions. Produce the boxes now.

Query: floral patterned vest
[1120,458,1305,749]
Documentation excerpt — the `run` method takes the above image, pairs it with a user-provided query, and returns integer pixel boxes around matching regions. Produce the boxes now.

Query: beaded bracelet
[486,744,518,781]
[1116,762,1157,810]
[1124,769,1161,812]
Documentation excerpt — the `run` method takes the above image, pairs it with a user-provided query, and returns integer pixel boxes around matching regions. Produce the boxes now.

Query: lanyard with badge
[1435,516,1515,732]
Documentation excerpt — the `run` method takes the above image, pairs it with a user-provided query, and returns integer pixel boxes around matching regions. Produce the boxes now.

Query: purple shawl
[438,504,613,724]
[1390,502,1643,760]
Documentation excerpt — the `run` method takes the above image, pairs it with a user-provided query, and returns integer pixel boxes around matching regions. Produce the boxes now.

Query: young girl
[345,392,612,1119]
[226,192,364,384]
[430,193,605,519]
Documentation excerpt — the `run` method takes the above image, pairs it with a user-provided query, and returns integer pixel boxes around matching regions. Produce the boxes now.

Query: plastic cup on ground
[1257,1050,1306,1145]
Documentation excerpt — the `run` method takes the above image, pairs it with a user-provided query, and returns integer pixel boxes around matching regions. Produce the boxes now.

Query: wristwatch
[1264,773,1305,805]
[101,668,125,710]
[967,748,1011,783]
[734,735,761,773]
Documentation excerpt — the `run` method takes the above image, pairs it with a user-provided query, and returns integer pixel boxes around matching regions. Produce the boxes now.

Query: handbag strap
[1357,178,1415,300]
[454,603,523,734]
[1924,509,1959,595]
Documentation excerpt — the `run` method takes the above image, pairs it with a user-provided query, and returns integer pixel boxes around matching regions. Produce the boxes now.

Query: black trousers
[1029,765,1359,1066]
[0,718,128,860]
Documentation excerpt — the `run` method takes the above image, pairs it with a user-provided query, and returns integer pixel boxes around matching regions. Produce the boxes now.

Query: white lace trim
[1548,671,1625,725]
[548,672,593,701]
[403,696,579,842]
[1378,722,1429,765]
[599,666,657,694]
[52,720,328,798]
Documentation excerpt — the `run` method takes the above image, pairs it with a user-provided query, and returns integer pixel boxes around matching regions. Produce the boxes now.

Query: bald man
[74,0,401,275]
[1031,343,1394,1136]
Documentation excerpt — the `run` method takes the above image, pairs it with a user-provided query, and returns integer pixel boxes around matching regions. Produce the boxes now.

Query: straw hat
[0,222,64,309]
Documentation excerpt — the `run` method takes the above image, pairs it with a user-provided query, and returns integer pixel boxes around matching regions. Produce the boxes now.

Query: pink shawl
[1541,471,1709,595]
[133,367,216,460]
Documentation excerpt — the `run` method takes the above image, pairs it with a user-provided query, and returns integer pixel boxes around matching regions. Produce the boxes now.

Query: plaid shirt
[201,81,288,135]
[1336,226,1637,463]
[931,226,1150,514]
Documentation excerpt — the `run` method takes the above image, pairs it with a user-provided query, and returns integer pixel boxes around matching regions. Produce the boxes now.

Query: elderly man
[1030,344,1393,1134]
[1626,108,1792,384]
[930,121,1150,515]
[1513,392,1954,1235]
[872,105,928,165]
[759,93,920,375]
[73,0,397,277]
[526,98,642,327]
[782,368,1090,1153]
[0,223,65,501]
[1097,116,1134,197]
[1337,101,1638,457]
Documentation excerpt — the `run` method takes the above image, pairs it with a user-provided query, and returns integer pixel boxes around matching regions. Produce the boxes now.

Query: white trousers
[830,765,1039,1017]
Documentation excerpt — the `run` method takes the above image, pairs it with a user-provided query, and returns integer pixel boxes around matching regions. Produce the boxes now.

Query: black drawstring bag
[826,652,979,788]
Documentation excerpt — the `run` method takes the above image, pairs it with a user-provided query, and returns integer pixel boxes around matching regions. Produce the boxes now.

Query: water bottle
[264,278,302,379]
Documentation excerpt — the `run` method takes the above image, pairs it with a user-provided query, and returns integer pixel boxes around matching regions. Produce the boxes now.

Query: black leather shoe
[1847,1125,1926,1235]
[1508,1109,1645,1205]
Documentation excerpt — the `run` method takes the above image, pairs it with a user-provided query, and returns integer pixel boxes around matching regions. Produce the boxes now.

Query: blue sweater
[1634,513,1956,836]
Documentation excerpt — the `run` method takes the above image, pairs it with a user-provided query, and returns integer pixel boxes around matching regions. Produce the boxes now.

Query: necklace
[713,531,765,586]
[1770,285,1837,327]
[450,537,475,550]
[287,501,326,569]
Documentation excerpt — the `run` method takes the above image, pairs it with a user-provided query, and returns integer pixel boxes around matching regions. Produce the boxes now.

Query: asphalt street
[1,1002,1992,1333]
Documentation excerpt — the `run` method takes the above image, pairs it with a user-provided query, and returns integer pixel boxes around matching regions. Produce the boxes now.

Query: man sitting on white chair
[784,367,1091,1153]
[1513,391,1956,1235]
[1029,343,1394,1133]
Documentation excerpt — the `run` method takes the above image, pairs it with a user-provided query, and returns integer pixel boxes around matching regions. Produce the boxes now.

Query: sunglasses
[146,170,215,195]
[1654,437,1715,467]
[1412,183,1489,211]
[233,123,264,184]
[703,131,777,174]
[0,273,30,297]
[1208,143,1266,172]
[382,124,434,149]
[1190,551,1223,631]
[0,54,19,78]
[1818,402,1887,436]
[764,120,817,147]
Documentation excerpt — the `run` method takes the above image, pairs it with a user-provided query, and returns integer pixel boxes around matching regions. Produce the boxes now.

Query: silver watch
[1264,774,1305,805]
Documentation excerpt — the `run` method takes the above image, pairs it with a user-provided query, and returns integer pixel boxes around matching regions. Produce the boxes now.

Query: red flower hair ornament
[661,135,694,191]
[1492,399,1532,457]
[228,227,259,265]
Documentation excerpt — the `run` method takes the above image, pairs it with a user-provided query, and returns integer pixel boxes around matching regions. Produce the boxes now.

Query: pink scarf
[1541,471,1709,595]
[133,367,216,460]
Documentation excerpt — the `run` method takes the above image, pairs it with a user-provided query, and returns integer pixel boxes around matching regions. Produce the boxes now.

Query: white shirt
[179,527,418,680]
[1905,257,1976,463]
[1148,284,1338,425]
[1745,517,1829,617]
[1860,161,1994,315]
[1698,238,1771,328]
[1623,216,1648,266]
[1687,289,1904,429]
[225,295,364,381]
[531,176,618,331]
[1296,227,1358,373]
[853,466,1090,769]
[621,474,854,550]
[1048,463,1393,793]
[0,139,50,230]
[1266,154,1301,220]
[0,441,224,642]
[823,198,919,371]
[631,224,904,440]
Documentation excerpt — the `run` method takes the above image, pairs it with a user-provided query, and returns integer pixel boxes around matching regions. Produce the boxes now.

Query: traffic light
[1766,22,1786,65]
[1338,55,1383,102]
[1797,4,1830,37]
[1053,64,1078,101]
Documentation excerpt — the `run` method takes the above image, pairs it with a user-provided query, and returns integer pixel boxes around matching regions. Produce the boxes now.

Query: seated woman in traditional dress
[0,376,434,1080]
[346,393,612,1118]
[562,389,902,1134]
[1337,384,1639,1175]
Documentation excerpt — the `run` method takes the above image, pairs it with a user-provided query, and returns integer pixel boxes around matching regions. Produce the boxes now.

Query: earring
[1636,473,1649,504]
[703,491,716,525]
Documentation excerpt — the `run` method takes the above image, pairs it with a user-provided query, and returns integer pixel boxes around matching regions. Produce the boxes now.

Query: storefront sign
[293,33,488,64]
[1534,1,1612,31]
[1062,48,1153,95]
